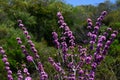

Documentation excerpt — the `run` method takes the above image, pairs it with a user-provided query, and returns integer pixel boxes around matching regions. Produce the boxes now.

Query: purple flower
[2,57,8,63]
[19,23,24,27]
[7,70,12,75]
[67,62,74,68]
[17,20,22,23]
[30,43,35,47]
[106,40,111,46]
[21,45,25,49]
[22,49,29,56]
[95,22,101,26]
[97,43,103,47]
[78,76,84,80]
[57,12,62,17]
[5,66,10,70]
[94,26,99,31]
[85,56,92,64]
[52,32,60,49]
[59,16,64,20]
[67,76,75,80]
[0,49,5,55]
[23,68,28,73]
[26,35,31,40]
[24,31,28,35]
[60,25,64,28]
[40,72,48,80]
[16,37,21,41]
[5,62,10,66]
[101,11,107,16]
[26,56,33,62]
[88,22,93,26]
[113,30,118,35]
[28,40,32,44]
[111,33,116,38]
[78,69,84,75]
[89,71,95,76]
[48,57,65,74]
[18,40,22,44]
[22,27,27,31]
[91,62,97,70]
[89,78,94,80]
[25,76,32,80]
[87,18,92,22]
[7,74,13,80]
[17,70,23,80]
[97,17,102,21]
[90,41,95,44]
[48,57,54,64]
[107,28,112,31]
[87,26,92,29]
[101,36,106,41]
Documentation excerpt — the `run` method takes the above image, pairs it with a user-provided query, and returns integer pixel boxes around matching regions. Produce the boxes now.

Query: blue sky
[65,0,116,6]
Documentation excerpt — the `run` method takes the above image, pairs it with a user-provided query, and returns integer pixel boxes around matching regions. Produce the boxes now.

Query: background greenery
[0,0,120,80]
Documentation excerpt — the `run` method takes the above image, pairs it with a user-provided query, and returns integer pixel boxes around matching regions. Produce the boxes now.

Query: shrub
[0,11,118,80]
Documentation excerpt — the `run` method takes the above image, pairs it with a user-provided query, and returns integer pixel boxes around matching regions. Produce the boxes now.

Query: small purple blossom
[26,56,33,62]
[25,76,32,80]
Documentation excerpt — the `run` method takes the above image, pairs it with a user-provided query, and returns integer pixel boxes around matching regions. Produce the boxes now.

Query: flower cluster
[57,12,75,49]
[18,20,39,59]
[0,47,13,80]
[52,32,60,49]
[16,37,33,62]
[48,57,65,75]
[17,20,48,79]
[51,11,118,80]
[23,67,32,80]
[37,62,48,80]
[17,70,23,80]
[17,64,32,80]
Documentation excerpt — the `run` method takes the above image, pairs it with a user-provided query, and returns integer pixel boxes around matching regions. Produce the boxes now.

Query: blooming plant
[0,11,118,80]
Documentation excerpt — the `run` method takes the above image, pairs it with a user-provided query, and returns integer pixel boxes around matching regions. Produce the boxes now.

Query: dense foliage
[0,0,120,80]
